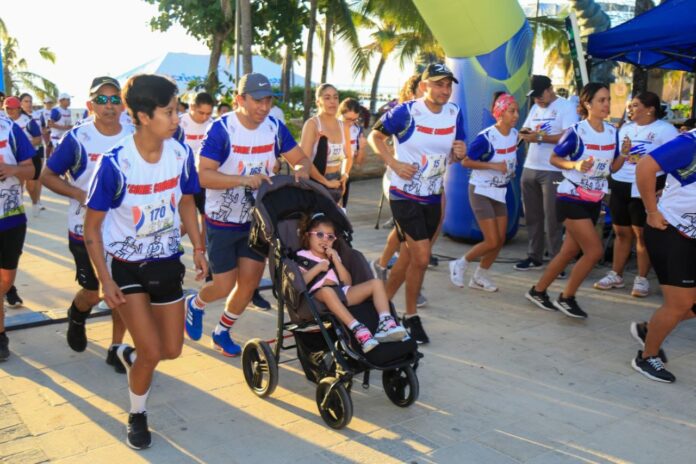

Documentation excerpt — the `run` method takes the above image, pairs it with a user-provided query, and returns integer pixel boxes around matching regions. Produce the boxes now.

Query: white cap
[58,92,71,100]
[43,96,54,103]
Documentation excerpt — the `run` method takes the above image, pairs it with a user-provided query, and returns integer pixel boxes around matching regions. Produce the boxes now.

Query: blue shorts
[206,226,264,274]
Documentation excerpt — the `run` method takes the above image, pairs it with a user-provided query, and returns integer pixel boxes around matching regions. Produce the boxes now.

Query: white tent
[116,52,304,94]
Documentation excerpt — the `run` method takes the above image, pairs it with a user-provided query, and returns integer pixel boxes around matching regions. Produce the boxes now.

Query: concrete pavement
[1,179,695,463]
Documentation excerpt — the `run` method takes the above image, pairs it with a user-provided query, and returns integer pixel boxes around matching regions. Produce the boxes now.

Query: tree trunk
[239,0,253,74]
[320,12,334,83]
[678,71,684,105]
[369,55,387,114]
[631,0,655,95]
[303,0,318,121]
[281,46,293,103]
[207,32,224,95]
[2,69,12,95]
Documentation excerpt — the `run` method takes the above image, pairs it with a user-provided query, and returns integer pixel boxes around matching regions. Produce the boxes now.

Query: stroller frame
[240,177,422,429]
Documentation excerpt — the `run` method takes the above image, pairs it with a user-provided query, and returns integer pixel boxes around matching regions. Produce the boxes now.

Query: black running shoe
[116,345,135,378]
[127,412,152,449]
[5,286,23,308]
[525,286,557,311]
[106,346,127,374]
[0,332,9,362]
[67,307,90,352]
[402,315,429,344]
[631,350,675,383]
[629,322,668,363]
[553,294,588,319]
[513,257,543,271]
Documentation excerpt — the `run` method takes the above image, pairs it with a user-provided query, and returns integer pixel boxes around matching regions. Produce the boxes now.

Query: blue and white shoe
[212,330,241,357]
[249,290,271,311]
[185,294,204,341]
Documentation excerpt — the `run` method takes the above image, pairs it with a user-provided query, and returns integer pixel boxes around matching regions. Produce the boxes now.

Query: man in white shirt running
[515,75,579,272]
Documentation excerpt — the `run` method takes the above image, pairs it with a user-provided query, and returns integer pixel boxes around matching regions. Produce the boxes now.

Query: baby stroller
[243,176,422,429]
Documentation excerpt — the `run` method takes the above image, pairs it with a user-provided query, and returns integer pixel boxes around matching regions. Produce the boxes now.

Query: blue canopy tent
[587,0,696,115]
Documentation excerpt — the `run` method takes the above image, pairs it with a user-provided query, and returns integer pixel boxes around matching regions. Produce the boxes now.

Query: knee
[586,246,604,263]
[614,228,632,241]
[160,344,183,360]
[84,291,101,308]
[410,250,430,270]
[136,346,162,368]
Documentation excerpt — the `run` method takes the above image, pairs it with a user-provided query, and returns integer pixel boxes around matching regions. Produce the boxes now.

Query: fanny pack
[571,181,605,202]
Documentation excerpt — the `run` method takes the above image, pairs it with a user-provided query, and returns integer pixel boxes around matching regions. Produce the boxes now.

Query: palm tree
[239,0,253,74]
[0,18,57,99]
[302,0,319,120]
[350,1,444,113]
[318,0,364,84]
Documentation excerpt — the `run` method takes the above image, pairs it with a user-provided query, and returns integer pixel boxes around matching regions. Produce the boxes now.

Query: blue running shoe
[212,330,241,357]
[250,290,271,311]
[185,294,204,341]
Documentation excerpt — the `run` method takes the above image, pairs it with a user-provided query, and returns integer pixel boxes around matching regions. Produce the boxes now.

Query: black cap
[527,75,552,98]
[421,63,459,84]
[237,73,273,99]
[89,76,121,94]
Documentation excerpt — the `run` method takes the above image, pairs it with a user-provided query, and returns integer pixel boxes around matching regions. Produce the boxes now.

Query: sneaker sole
[593,283,625,290]
[553,301,587,319]
[468,281,497,293]
[416,300,427,308]
[630,358,674,383]
[374,330,408,343]
[631,290,649,298]
[524,292,556,311]
[249,303,272,311]
[126,437,152,450]
[513,265,543,271]
[212,341,240,357]
[630,322,645,348]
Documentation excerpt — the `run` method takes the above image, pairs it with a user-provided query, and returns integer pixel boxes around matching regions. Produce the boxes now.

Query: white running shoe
[371,259,388,281]
[593,270,625,290]
[631,276,650,297]
[97,300,111,311]
[449,258,467,288]
[31,203,39,218]
[468,273,498,292]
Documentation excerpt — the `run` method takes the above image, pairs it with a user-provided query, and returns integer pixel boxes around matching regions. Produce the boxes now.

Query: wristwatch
[536,133,543,143]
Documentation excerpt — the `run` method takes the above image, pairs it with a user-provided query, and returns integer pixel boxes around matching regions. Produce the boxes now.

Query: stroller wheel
[315,377,353,429]
[382,366,419,407]
[242,339,278,398]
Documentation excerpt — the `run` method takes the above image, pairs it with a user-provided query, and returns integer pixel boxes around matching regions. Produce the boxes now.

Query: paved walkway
[1,180,695,463]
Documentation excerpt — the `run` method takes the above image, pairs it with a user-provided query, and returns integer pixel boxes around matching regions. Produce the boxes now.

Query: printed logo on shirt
[127,175,180,195]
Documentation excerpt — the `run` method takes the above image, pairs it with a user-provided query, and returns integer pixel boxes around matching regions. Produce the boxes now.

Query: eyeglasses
[308,231,337,241]
[92,95,122,105]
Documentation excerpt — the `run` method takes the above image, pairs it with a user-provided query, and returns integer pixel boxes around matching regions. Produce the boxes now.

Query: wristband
[194,247,206,254]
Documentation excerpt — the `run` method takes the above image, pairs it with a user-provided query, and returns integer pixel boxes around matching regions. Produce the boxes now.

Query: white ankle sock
[129,388,149,414]
[378,313,391,321]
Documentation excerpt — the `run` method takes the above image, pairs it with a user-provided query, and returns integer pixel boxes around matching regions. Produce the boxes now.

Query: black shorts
[0,223,26,270]
[390,199,441,242]
[31,153,43,180]
[194,189,206,215]
[108,256,186,305]
[68,240,99,291]
[556,199,601,224]
[609,176,666,227]
[206,226,264,274]
[644,224,696,288]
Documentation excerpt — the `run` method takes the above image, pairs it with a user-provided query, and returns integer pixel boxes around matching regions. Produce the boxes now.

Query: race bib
[422,153,447,179]
[132,193,176,238]
[504,158,517,183]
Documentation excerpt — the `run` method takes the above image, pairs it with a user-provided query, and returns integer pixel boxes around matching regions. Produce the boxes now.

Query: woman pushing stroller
[297,212,408,353]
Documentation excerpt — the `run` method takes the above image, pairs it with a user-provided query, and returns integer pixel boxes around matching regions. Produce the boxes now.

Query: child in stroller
[297,212,408,353]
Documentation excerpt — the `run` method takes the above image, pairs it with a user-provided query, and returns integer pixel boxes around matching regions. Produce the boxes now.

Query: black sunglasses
[92,95,122,105]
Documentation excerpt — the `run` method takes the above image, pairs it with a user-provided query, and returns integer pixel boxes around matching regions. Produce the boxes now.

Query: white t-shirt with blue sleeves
[468,125,518,188]
[553,120,618,202]
[377,98,465,204]
[522,97,579,171]
[50,107,72,142]
[200,112,297,228]
[0,115,36,231]
[651,130,696,239]
[612,119,678,184]
[87,135,200,262]
[14,114,42,147]
[47,121,134,241]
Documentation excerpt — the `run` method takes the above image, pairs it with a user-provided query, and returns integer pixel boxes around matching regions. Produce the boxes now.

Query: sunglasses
[308,231,337,241]
[92,95,122,105]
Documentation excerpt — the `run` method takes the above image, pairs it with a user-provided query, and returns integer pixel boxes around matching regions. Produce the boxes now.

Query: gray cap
[237,73,273,99]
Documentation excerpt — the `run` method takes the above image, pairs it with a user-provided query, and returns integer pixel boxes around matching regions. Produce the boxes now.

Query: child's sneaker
[374,316,408,343]
[352,323,379,353]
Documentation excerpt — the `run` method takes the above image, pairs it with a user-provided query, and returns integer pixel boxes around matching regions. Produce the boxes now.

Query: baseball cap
[43,95,55,103]
[421,63,459,84]
[237,73,273,99]
[89,76,121,94]
[527,75,552,98]
[58,92,71,100]
[4,97,21,109]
